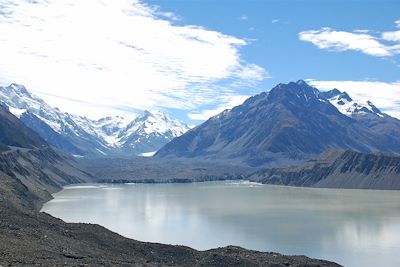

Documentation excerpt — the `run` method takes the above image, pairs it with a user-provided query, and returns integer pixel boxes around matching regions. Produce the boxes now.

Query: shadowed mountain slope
[0,105,47,151]
[156,80,400,166]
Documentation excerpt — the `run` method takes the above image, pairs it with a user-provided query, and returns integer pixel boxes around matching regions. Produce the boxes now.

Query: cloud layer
[308,79,400,118]
[299,20,400,57]
[0,0,266,119]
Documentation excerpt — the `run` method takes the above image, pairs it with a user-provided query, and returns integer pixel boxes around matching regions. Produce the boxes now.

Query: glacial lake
[41,181,400,267]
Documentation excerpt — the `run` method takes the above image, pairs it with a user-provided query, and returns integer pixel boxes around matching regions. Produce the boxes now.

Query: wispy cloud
[238,15,248,21]
[308,79,400,118]
[353,29,370,34]
[271,19,279,24]
[299,20,400,57]
[0,0,266,119]
[188,94,249,121]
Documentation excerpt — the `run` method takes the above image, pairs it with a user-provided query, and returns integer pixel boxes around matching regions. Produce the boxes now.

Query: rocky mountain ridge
[156,80,400,166]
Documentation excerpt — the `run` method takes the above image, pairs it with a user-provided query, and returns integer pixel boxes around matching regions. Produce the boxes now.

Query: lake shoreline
[96,175,244,184]
[42,180,400,267]
[0,149,342,267]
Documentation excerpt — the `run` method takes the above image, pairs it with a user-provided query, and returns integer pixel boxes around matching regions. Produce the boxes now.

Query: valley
[1,80,400,267]
[0,147,340,267]
[1,1,399,266]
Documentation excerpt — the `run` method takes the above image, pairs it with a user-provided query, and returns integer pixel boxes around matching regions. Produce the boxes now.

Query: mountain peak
[273,80,316,93]
[143,110,152,116]
[267,80,322,106]
[320,88,382,117]
[295,79,307,85]
[320,88,341,99]
[0,83,190,156]
[338,91,352,102]
[142,109,169,118]
[156,81,400,165]
[6,83,31,96]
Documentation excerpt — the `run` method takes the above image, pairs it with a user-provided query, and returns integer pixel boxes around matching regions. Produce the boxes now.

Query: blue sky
[0,0,399,123]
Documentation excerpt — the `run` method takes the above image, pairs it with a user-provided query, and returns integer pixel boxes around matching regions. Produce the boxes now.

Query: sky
[0,0,399,123]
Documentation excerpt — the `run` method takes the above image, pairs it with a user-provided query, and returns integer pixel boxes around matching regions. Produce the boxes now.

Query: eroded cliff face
[0,147,91,211]
[248,150,400,190]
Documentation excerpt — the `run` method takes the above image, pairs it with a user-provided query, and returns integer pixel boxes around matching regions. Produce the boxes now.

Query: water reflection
[42,181,400,267]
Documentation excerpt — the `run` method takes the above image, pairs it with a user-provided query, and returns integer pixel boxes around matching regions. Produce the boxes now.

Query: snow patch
[326,91,383,117]
[8,106,26,118]
[138,151,157,157]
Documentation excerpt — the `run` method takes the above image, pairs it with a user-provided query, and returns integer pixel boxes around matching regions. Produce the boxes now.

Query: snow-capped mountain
[118,110,189,154]
[156,80,400,166]
[71,115,131,148]
[320,88,384,118]
[0,83,190,156]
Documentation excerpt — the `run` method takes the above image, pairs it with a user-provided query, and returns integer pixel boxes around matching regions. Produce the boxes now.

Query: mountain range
[0,83,189,156]
[2,80,400,165]
[156,80,400,166]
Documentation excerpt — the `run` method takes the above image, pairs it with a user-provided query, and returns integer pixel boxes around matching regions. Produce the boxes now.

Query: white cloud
[380,18,400,42]
[0,0,266,119]
[271,19,279,24]
[188,94,249,121]
[238,15,248,21]
[382,31,400,42]
[307,79,400,118]
[235,64,268,81]
[299,20,400,57]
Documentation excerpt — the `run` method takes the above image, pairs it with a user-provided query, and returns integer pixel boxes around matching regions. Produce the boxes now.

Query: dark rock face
[0,105,47,150]
[248,150,400,190]
[156,80,400,166]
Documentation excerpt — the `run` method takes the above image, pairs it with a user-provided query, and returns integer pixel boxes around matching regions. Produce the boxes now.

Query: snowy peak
[0,83,66,132]
[0,83,190,156]
[121,110,189,139]
[95,116,131,136]
[1,83,46,109]
[321,89,383,117]
[4,83,31,97]
[111,110,190,154]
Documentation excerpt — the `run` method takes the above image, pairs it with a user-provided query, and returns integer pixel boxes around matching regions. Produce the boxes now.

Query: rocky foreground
[0,147,341,267]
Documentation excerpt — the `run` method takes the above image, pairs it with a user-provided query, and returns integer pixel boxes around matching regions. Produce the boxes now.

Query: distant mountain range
[156,80,400,166]
[3,80,400,164]
[0,83,189,156]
